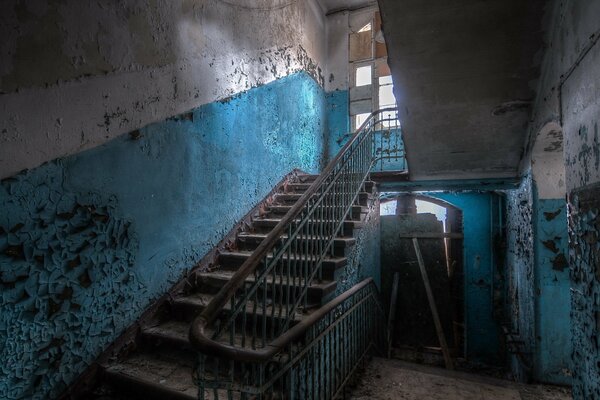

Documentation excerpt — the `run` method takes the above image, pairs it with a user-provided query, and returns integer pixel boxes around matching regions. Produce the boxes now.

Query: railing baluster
[192,109,402,399]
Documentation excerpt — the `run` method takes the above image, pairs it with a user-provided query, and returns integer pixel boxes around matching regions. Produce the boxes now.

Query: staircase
[81,174,372,399]
[62,108,403,400]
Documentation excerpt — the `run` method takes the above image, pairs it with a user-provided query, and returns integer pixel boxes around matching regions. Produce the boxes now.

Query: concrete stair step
[265,204,364,220]
[251,218,363,234]
[102,352,199,400]
[217,251,347,279]
[102,349,265,400]
[171,292,305,324]
[197,270,336,303]
[273,191,369,205]
[236,232,356,256]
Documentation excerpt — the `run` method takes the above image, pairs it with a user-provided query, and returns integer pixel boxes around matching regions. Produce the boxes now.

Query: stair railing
[189,108,403,361]
[194,278,386,399]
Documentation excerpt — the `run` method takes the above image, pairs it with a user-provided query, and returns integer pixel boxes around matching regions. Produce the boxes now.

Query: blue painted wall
[0,72,326,400]
[325,90,405,171]
[505,174,535,381]
[325,90,350,162]
[533,194,571,385]
[335,196,381,296]
[504,174,572,384]
[426,192,501,363]
[569,187,600,398]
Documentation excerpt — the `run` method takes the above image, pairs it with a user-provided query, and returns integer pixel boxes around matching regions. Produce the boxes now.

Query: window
[378,75,396,108]
[355,113,370,128]
[355,65,372,87]
[380,200,397,216]
[358,22,372,32]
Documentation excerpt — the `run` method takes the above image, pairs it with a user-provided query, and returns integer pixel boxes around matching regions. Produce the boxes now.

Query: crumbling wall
[335,191,381,295]
[0,164,141,400]
[0,71,326,399]
[568,187,600,398]
[0,0,327,179]
[505,173,535,381]
[522,0,600,395]
[534,195,571,384]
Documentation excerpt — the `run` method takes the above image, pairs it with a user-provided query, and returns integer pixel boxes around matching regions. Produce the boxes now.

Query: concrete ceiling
[378,0,548,181]
[317,0,375,13]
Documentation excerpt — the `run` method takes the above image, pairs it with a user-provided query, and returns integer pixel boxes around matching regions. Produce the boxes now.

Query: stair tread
[104,352,197,399]
[253,217,362,224]
[104,351,247,400]
[143,318,300,350]
[173,292,304,321]
[142,320,195,346]
[238,232,357,242]
[200,269,336,290]
[220,250,347,263]
[267,204,364,211]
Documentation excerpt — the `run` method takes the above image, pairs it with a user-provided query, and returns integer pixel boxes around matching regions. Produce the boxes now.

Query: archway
[380,193,465,363]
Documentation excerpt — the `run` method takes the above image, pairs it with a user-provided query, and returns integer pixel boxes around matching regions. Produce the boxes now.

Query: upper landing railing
[188,107,404,361]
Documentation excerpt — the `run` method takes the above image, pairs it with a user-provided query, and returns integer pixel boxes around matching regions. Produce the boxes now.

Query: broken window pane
[358,22,372,32]
[380,200,397,216]
[355,65,372,87]
[379,75,393,85]
[379,84,396,107]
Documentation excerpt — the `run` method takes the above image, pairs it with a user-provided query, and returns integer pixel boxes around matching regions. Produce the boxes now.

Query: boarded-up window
[374,12,387,58]
[375,58,391,78]
[349,30,372,62]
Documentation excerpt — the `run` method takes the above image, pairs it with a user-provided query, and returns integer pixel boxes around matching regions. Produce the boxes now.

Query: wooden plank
[398,232,463,239]
[387,272,400,357]
[412,238,454,370]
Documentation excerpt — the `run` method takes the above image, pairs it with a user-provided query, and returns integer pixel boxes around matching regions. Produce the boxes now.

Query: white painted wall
[531,122,566,199]
[523,0,600,193]
[324,5,378,93]
[0,0,326,179]
[325,11,350,92]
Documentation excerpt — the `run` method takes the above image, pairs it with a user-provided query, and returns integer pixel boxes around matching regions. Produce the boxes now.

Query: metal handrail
[189,107,403,362]
[195,278,387,398]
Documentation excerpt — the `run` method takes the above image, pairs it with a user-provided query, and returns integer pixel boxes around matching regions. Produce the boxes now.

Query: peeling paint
[0,0,328,180]
[505,173,535,382]
[0,72,326,399]
[0,163,141,400]
[335,195,380,296]
[569,187,600,398]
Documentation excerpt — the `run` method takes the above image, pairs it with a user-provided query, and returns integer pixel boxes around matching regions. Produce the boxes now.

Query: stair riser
[167,304,302,335]
[266,205,363,221]
[199,276,335,305]
[217,255,346,279]
[236,237,353,257]
[273,192,369,206]
[286,181,373,192]
[251,220,360,235]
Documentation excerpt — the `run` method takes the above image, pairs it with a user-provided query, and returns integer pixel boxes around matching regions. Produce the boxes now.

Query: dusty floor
[349,358,571,400]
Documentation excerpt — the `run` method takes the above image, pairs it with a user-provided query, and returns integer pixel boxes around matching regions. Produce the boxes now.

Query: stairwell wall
[505,0,600,393]
[0,1,333,398]
[0,70,327,400]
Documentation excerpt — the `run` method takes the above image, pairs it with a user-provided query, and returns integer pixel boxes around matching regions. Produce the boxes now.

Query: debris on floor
[349,358,571,400]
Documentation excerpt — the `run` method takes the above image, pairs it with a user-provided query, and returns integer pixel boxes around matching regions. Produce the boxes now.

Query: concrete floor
[349,358,571,400]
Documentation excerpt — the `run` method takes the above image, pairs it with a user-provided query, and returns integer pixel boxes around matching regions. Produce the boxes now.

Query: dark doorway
[380,193,464,362]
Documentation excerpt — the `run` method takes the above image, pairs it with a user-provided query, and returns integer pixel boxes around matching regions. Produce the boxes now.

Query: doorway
[380,193,464,363]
